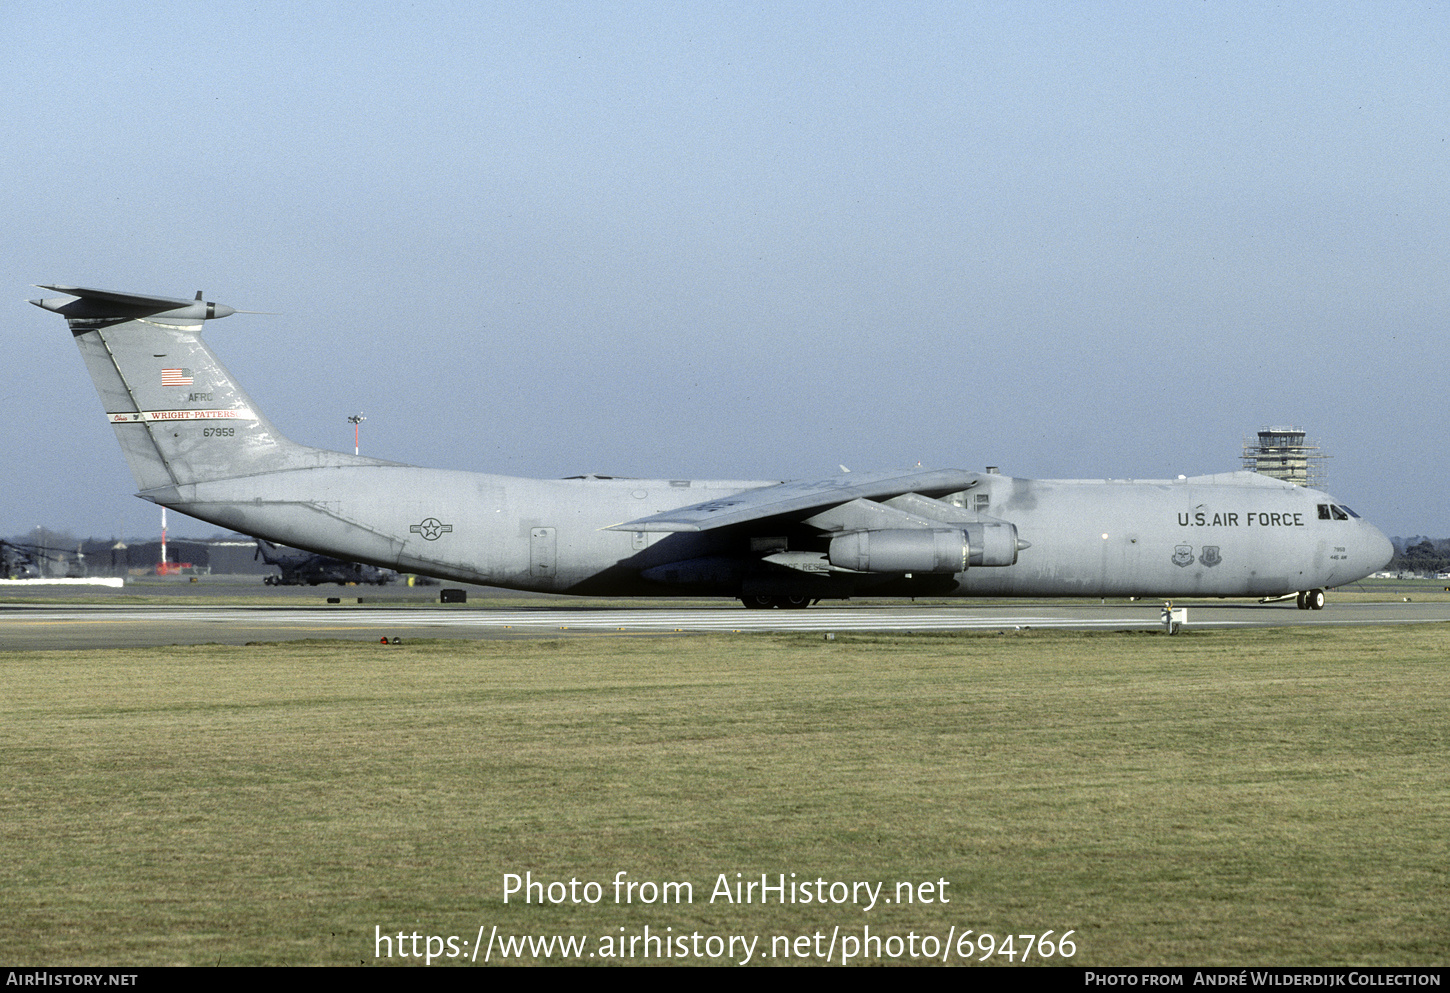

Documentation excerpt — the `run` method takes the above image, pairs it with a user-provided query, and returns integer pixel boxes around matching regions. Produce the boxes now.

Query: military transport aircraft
[34,285,1393,610]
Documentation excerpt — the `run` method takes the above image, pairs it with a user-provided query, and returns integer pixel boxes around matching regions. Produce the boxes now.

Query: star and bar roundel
[410,518,454,541]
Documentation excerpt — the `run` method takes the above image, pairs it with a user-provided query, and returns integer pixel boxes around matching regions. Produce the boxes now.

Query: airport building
[1241,426,1329,487]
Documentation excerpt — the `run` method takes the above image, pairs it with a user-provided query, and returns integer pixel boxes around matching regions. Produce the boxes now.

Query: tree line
[1390,537,1450,575]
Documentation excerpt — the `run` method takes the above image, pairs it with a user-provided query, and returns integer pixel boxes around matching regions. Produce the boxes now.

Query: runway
[3,599,1448,650]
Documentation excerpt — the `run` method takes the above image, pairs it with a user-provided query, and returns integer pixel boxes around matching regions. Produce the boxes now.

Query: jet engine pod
[964,521,1021,567]
[828,528,969,574]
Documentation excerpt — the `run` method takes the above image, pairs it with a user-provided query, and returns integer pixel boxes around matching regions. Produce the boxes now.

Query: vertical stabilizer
[34,286,380,493]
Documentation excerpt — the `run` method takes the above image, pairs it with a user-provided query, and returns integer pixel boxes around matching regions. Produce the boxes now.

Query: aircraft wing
[608,468,981,532]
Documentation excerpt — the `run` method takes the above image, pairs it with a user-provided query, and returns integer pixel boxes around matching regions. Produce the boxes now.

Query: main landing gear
[1296,589,1326,610]
[741,594,813,609]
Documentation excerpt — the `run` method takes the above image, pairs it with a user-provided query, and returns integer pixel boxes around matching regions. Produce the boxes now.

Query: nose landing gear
[1296,589,1326,610]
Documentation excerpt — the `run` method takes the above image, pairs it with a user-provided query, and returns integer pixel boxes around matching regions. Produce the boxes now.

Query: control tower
[1241,426,1329,487]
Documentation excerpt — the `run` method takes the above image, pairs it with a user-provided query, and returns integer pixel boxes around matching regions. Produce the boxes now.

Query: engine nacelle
[827,523,1021,574]
[965,521,1020,567]
[829,529,968,574]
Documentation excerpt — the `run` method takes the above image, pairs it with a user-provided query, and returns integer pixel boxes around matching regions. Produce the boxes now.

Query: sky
[4,1,1447,541]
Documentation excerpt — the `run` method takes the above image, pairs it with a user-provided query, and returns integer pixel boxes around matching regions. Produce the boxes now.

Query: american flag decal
[161,368,194,387]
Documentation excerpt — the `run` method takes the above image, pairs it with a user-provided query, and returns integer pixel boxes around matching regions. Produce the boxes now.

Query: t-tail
[31,285,385,503]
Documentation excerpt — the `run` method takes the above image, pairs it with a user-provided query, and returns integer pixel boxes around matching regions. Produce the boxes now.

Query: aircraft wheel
[1307,588,1326,610]
[1296,591,1308,610]
[741,594,777,609]
[780,595,811,609]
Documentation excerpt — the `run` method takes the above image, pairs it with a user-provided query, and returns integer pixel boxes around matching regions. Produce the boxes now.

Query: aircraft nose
[1364,523,1394,572]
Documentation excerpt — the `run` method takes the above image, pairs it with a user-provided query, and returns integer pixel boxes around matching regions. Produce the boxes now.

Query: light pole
[348,413,366,456]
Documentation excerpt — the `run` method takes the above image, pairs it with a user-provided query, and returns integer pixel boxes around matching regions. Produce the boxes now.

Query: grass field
[2,625,1446,966]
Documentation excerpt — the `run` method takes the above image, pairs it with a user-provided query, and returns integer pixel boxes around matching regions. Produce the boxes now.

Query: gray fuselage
[161,466,1392,600]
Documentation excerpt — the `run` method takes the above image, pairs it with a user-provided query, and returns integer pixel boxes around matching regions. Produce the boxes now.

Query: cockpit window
[1341,506,1360,518]
[1330,505,1349,521]
[1318,504,1332,520]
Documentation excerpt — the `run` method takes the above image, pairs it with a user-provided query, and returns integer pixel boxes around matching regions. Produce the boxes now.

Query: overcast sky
[5,1,1446,540]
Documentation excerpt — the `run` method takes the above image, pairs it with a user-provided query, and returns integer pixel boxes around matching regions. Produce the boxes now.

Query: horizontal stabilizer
[30,285,235,322]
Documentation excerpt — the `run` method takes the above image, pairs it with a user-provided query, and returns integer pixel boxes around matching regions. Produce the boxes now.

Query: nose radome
[1365,524,1394,573]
